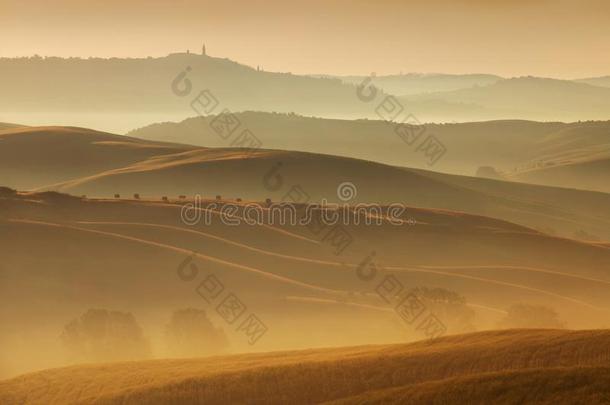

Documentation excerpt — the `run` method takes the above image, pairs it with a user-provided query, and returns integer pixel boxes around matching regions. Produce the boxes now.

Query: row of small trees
[113,194,188,200]
[60,308,228,363]
[112,194,249,202]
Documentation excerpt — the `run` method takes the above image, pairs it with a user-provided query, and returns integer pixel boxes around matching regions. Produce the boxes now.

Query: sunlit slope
[0,126,191,190]
[502,125,610,193]
[2,124,610,239]
[128,114,565,174]
[44,145,610,241]
[7,120,608,195]
[510,157,610,194]
[0,122,24,131]
[0,122,610,240]
[2,189,610,377]
[2,329,610,404]
[3,124,610,240]
[2,190,610,332]
[129,112,610,176]
[328,367,610,404]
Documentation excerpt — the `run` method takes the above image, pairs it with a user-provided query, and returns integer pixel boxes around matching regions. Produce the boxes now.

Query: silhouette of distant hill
[128,112,610,193]
[404,77,610,122]
[576,76,610,88]
[3,125,610,241]
[0,122,24,130]
[333,73,503,96]
[0,54,375,118]
[2,55,610,131]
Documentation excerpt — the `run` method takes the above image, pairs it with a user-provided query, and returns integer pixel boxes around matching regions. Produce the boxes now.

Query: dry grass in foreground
[2,329,610,404]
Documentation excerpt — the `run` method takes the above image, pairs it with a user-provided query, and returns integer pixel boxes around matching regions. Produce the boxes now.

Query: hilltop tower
[202,43,206,56]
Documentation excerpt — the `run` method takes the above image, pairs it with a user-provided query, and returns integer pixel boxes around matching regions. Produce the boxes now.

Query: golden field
[3,329,610,404]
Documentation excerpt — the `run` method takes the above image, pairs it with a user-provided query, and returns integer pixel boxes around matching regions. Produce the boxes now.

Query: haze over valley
[2,1,610,403]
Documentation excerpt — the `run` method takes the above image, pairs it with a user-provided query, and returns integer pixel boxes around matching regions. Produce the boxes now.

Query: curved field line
[8,219,343,295]
[76,221,351,267]
[285,295,394,313]
[168,202,321,244]
[386,266,605,311]
[75,221,610,289]
[8,219,605,311]
[74,221,610,306]
[416,264,610,287]
[286,295,508,316]
[465,303,508,315]
[71,224,604,311]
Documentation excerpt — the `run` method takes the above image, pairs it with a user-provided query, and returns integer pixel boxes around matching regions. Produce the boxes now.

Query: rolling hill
[0,123,24,131]
[2,329,610,404]
[577,76,610,89]
[127,112,565,176]
[0,126,191,190]
[2,124,610,379]
[2,55,610,133]
[405,77,610,122]
[2,125,610,241]
[45,146,610,240]
[1,189,610,378]
[128,112,610,192]
[0,54,378,130]
[502,125,610,193]
[331,73,503,96]
[509,157,610,195]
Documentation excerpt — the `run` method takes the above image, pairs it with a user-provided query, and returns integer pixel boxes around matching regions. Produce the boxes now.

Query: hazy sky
[1,0,609,78]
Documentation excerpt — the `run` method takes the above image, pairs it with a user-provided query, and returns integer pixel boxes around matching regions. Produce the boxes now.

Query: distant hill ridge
[3,125,610,242]
[2,54,610,124]
[128,112,610,193]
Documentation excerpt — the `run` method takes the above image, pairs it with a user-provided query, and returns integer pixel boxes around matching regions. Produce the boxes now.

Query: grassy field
[2,329,610,404]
